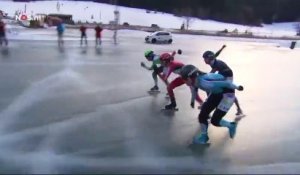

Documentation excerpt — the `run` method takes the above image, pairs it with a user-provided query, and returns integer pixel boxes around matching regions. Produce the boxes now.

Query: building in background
[0,10,8,18]
[45,14,74,26]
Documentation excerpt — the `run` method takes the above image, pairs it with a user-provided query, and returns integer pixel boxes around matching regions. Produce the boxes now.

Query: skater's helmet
[144,50,154,58]
[180,65,202,80]
[202,50,215,60]
[160,53,173,63]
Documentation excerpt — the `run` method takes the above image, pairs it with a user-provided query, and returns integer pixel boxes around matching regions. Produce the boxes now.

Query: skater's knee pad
[152,71,157,77]
[167,85,173,91]
[210,117,221,126]
[153,66,159,73]
[210,109,226,127]
[198,113,209,125]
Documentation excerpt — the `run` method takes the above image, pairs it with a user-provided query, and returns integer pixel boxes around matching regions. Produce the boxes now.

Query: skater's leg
[167,77,185,99]
[188,85,204,105]
[4,37,8,46]
[151,66,164,89]
[210,93,237,138]
[234,97,244,115]
[165,77,185,109]
[194,94,220,144]
[151,71,159,88]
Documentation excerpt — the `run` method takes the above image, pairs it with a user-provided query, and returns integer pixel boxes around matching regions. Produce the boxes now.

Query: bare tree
[182,7,193,30]
[56,2,60,12]
[185,17,194,30]
[113,0,119,44]
[295,20,300,36]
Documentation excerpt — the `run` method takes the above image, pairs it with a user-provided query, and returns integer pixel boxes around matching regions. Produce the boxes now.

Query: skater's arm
[148,64,155,70]
[171,49,182,57]
[163,63,178,81]
[214,45,226,58]
[203,78,242,90]
[160,72,168,82]
[210,68,217,73]
[148,62,159,70]
[140,62,152,70]
[158,73,169,86]
[171,50,176,57]
[160,68,169,82]
[162,67,172,81]
[190,86,197,108]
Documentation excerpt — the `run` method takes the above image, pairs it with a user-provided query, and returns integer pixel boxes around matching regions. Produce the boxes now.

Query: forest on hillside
[113,0,300,26]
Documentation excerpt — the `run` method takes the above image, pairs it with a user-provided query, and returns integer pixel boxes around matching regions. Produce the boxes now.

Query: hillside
[1,0,300,39]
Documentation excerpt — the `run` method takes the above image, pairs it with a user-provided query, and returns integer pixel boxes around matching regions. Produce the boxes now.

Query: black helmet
[180,65,199,80]
[202,50,215,60]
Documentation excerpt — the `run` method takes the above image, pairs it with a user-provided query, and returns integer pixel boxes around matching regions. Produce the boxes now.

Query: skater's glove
[237,85,244,91]
[190,101,195,108]
[177,49,182,55]
[140,62,145,67]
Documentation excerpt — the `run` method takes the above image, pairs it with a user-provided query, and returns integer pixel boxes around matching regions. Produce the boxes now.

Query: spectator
[80,24,87,46]
[56,21,65,47]
[0,19,8,47]
[94,24,103,46]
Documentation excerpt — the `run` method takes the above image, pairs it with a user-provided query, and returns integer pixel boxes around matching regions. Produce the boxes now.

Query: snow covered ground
[1,0,300,37]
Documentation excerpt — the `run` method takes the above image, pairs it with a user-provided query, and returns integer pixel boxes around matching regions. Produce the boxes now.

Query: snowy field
[0,1,300,174]
[1,0,300,37]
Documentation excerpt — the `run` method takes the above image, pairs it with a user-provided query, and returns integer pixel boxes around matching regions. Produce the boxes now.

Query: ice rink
[0,30,300,173]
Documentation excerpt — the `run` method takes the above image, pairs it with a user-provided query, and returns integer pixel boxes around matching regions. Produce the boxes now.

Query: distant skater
[80,24,88,46]
[95,24,103,46]
[0,19,8,47]
[56,22,65,47]
[113,30,117,44]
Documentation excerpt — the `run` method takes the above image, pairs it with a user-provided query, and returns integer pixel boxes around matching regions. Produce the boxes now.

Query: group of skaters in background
[56,22,103,48]
[79,24,103,46]
[141,45,245,144]
[0,18,104,48]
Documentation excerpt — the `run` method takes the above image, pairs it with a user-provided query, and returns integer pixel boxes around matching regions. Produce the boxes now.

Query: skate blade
[235,114,246,122]
[161,108,178,111]
[187,139,210,151]
[148,90,160,94]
